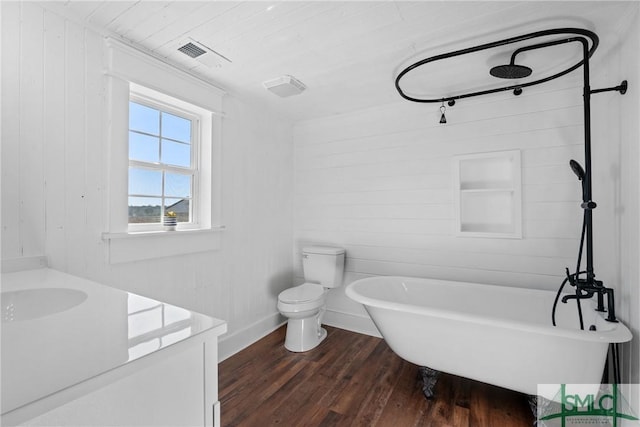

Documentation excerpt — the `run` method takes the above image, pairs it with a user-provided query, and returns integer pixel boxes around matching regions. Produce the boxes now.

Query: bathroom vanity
[1,262,227,427]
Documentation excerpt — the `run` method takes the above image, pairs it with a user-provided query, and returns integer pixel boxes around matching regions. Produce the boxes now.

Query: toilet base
[284,316,327,352]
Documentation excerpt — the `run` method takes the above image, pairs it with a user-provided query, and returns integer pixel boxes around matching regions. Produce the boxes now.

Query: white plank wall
[293,75,624,331]
[43,8,69,271]
[1,3,294,355]
[1,1,23,259]
[616,6,640,410]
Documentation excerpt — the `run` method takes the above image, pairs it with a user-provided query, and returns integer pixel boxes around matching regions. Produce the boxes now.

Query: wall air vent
[178,42,207,58]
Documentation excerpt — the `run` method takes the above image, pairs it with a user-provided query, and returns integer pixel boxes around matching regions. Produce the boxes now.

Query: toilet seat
[278,283,324,304]
[277,283,325,315]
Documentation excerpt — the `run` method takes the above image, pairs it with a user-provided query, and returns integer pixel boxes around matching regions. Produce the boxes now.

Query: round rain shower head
[489,64,533,79]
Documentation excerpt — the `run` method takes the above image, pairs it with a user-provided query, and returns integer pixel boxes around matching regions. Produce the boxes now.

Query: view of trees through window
[128,100,194,224]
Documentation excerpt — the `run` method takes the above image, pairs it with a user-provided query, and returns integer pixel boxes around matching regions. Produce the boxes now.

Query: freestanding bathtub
[346,276,632,396]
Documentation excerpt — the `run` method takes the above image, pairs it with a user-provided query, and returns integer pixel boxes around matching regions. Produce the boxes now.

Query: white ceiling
[40,1,635,122]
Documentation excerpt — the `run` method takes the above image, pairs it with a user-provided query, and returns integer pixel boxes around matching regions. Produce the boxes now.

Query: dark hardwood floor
[219,326,533,427]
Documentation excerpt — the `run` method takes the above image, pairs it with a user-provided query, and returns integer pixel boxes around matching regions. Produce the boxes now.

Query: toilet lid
[279,283,324,303]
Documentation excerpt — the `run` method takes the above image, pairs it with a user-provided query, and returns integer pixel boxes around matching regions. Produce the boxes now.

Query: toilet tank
[302,246,345,288]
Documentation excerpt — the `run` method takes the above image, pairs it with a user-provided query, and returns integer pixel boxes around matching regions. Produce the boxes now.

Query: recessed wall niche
[454,150,522,238]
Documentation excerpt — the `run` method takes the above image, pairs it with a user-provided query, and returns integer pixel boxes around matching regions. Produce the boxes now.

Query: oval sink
[2,288,88,323]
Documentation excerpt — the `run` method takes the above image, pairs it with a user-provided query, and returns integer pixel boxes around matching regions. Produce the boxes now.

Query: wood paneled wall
[293,75,624,332]
[616,6,640,408]
[1,2,294,354]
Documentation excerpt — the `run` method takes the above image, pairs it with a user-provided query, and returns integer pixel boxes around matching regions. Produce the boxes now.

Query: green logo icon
[538,384,639,427]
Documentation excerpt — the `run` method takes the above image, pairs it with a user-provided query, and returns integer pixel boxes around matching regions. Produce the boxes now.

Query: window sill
[102,226,225,264]
[102,226,226,240]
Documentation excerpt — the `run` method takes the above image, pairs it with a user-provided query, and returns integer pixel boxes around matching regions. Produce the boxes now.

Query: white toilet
[277,246,345,352]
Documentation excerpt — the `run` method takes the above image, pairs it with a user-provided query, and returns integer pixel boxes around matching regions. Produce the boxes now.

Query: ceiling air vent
[263,75,307,97]
[178,42,207,59]
[175,38,232,68]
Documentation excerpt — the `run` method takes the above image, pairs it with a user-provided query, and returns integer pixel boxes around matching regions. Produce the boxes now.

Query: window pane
[129,168,162,196]
[162,112,191,143]
[129,132,159,163]
[165,173,191,198]
[161,140,191,167]
[128,197,162,223]
[165,198,190,223]
[130,102,159,135]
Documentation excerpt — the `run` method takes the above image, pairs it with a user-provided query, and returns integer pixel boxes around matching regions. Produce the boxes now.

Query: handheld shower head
[489,64,532,79]
[569,159,585,181]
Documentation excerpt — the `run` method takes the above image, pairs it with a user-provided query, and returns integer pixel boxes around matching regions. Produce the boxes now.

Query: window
[128,96,198,227]
[127,84,211,232]
[104,39,224,262]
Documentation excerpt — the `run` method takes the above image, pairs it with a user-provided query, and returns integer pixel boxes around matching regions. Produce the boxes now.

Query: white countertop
[1,267,227,415]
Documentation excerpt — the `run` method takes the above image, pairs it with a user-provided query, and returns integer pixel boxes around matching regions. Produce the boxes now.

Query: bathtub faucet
[562,271,618,323]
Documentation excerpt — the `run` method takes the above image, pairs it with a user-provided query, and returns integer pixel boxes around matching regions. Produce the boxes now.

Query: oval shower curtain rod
[395,27,601,104]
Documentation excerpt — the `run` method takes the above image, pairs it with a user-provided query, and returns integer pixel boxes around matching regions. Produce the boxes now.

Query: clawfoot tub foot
[418,366,439,399]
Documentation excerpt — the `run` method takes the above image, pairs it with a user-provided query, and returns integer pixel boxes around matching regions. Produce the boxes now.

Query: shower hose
[552,210,587,330]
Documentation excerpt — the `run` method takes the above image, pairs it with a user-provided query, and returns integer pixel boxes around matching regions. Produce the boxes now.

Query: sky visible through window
[128,101,193,224]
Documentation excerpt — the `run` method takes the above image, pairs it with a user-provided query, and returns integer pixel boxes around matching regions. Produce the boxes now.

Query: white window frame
[102,38,225,263]
[128,87,202,232]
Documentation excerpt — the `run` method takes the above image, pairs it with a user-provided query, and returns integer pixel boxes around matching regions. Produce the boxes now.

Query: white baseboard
[218,309,381,362]
[218,312,286,362]
[322,309,382,338]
